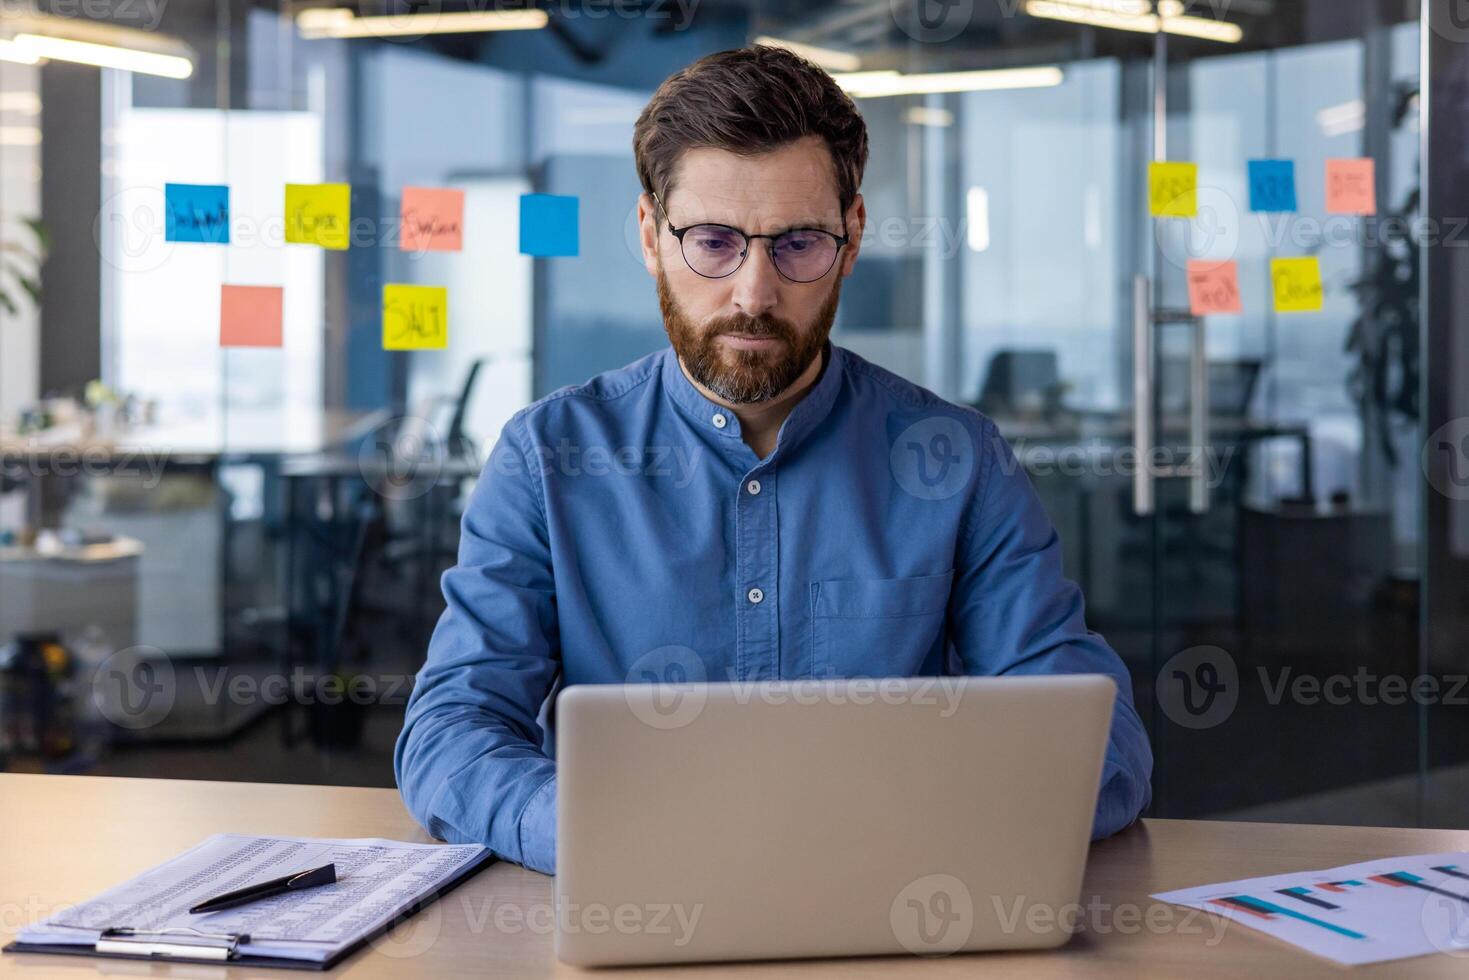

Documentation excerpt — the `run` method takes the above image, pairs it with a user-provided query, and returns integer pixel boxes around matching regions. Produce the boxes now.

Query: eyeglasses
[653,193,849,283]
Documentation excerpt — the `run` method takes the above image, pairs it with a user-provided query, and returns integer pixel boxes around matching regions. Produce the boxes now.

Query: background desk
[3,773,1468,978]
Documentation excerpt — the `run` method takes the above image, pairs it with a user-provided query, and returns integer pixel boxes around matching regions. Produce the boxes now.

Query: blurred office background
[2,0,1468,831]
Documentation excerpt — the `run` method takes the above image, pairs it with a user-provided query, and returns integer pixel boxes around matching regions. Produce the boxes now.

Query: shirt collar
[659,342,844,454]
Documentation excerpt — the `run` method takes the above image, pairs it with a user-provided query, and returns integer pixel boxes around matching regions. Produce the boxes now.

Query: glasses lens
[772,230,839,282]
[680,225,746,278]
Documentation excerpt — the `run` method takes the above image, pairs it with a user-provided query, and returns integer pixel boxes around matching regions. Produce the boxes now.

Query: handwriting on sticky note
[401,187,464,252]
[383,284,448,350]
[1187,260,1242,316]
[165,183,230,244]
[1149,162,1198,218]
[1326,159,1376,215]
[220,285,283,348]
[1272,257,1324,313]
[285,183,351,250]
[1247,160,1297,213]
[519,193,580,257]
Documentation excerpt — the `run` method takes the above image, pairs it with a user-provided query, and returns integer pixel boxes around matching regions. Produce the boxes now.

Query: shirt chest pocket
[809,571,955,678]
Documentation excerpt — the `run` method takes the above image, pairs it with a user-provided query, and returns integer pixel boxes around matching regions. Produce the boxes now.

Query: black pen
[188,863,337,914]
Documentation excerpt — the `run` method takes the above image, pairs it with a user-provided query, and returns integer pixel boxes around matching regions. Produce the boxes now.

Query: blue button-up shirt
[395,344,1152,874]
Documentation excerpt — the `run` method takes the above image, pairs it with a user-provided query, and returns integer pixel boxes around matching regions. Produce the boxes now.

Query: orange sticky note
[1186,260,1242,316]
[220,285,283,348]
[1326,158,1376,215]
[400,187,464,252]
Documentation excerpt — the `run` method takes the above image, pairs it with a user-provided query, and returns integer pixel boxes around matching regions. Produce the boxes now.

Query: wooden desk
[3,773,1467,978]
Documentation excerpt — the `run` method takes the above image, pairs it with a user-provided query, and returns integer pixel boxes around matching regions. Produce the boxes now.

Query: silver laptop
[555,674,1115,966]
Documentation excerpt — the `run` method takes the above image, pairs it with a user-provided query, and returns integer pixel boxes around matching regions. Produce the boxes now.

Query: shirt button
[712,413,728,429]
[746,479,762,496]
[747,587,764,605]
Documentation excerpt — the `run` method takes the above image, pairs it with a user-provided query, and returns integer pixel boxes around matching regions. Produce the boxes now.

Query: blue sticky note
[1248,160,1297,213]
[165,183,230,244]
[519,194,579,257]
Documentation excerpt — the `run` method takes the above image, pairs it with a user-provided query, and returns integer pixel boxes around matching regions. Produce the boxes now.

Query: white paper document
[1153,852,1469,966]
[17,833,489,963]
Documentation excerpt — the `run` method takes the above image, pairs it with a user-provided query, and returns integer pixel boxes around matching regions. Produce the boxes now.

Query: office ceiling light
[6,33,193,78]
[0,91,42,114]
[903,105,955,127]
[0,39,42,66]
[296,7,549,39]
[0,125,41,145]
[833,66,1064,98]
[1025,0,1242,43]
[752,36,862,72]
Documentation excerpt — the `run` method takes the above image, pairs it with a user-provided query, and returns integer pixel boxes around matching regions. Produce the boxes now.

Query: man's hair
[633,45,870,223]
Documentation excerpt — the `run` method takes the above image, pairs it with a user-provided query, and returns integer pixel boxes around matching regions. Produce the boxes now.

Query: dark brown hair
[633,45,870,224]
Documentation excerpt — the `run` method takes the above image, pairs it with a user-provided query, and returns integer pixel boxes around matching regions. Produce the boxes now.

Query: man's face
[639,137,866,404]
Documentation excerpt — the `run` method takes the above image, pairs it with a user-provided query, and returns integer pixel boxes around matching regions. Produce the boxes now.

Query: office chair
[976,350,1064,419]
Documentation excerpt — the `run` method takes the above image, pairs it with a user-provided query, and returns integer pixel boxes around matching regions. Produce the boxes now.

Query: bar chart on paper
[1153,853,1469,965]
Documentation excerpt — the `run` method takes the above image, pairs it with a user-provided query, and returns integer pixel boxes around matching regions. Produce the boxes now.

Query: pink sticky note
[401,186,465,252]
[220,285,283,348]
[1326,158,1376,215]
[1187,260,1243,316]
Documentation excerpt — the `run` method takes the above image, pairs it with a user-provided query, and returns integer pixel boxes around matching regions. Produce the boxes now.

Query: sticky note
[285,183,351,250]
[1149,162,1198,218]
[220,285,283,348]
[1247,160,1297,213]
[1271,257,1324,313]
[1187,260,1243,316]
[519,193,579,256]
[383,284,448,350]
[401,187,464,252]
[1326,158,1376,215]
[165,183,230,244]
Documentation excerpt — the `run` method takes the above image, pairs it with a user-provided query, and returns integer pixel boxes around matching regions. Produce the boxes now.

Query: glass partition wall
[1,0,1465,834]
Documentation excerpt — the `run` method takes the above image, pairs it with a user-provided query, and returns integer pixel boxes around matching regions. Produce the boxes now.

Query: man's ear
[638,193,661,278]
[838,193,865,278]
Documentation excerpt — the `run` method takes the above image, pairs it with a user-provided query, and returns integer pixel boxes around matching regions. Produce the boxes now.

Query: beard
[657,265,841,405]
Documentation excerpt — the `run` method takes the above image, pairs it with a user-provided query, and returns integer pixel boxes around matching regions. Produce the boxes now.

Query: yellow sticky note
[1271,257,1324,313]
[285,183,351,250]
[1149,162,1198,218]
[383,284,448,350]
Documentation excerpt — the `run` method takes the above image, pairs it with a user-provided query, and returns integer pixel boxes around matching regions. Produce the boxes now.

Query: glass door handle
[1133,274,1155,516]
[1189,315,1210,515]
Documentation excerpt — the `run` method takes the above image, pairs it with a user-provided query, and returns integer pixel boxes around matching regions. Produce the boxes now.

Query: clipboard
[3,849,496,970]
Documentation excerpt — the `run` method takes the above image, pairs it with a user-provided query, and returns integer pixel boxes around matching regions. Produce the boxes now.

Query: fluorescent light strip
[834,66,1064,97]
[1025,0,1242,43]
[0,91,42,114]
[9,34,193,78]
[903,105,955,127]
[753,36,862,72]
[0,124,41,145]
[297,8,548,39]
[0,39,42,66]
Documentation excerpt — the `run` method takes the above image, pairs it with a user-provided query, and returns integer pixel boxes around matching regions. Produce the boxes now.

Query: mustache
[709,315,793,339]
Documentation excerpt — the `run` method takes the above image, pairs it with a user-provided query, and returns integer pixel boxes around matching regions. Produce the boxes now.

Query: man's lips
[717,333,784,351]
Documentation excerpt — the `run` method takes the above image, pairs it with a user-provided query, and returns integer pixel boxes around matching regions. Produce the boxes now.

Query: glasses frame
[652,193,850,284]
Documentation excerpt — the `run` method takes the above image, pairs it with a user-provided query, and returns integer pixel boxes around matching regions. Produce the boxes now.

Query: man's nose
[730,242,781,318]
